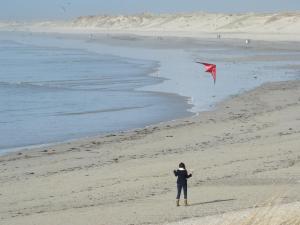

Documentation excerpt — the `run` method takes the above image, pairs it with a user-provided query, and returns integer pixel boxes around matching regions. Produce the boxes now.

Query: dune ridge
[1,12,300,41]
[70,12,300,33]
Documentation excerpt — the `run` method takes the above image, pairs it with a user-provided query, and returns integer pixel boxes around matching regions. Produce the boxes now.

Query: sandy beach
[1,12,300,225]
[1,63,300,224]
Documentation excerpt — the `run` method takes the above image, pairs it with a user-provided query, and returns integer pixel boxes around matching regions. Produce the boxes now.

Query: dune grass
[227,197,300,225]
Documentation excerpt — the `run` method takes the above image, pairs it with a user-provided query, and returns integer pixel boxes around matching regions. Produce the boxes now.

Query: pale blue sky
[1,0,300,21]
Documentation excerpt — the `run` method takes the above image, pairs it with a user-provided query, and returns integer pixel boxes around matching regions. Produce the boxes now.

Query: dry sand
[1,77,300,224]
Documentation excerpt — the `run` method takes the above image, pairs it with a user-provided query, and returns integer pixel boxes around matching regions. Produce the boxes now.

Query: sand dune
[70,12,300,33]
[1,12,300,41]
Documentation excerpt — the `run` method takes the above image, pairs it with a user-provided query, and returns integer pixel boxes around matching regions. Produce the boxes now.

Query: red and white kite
[196,62,217,84]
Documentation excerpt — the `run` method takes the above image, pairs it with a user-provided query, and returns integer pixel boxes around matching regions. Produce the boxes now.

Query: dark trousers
[176,183,187,199]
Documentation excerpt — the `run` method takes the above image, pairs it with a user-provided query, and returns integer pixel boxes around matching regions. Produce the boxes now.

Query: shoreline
[0,32,300,155]
[1,31,300,155]
[0,88,193,155]
[0,33,195,152]
[0,74,293,158]
[1,76,299,158]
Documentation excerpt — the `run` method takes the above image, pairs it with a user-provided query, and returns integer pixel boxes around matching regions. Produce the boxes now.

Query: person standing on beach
[174,162,192,206]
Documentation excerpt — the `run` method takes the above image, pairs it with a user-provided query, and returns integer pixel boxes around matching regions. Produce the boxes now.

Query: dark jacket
[174,169,192,185]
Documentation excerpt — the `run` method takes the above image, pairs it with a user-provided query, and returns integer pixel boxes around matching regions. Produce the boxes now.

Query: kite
[196,62,217,84]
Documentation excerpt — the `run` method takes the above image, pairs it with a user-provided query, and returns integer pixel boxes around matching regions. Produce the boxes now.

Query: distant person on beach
[174,162,192,206]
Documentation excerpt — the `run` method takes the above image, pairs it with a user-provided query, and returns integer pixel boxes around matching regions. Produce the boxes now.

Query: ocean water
[1,32,300,153]
[0,38,192,151]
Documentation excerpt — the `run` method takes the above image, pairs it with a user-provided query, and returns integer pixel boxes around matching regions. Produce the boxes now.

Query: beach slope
[1,79,300,225]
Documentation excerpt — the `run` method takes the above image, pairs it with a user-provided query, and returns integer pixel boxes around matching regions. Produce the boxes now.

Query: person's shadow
[189,198,236,206]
